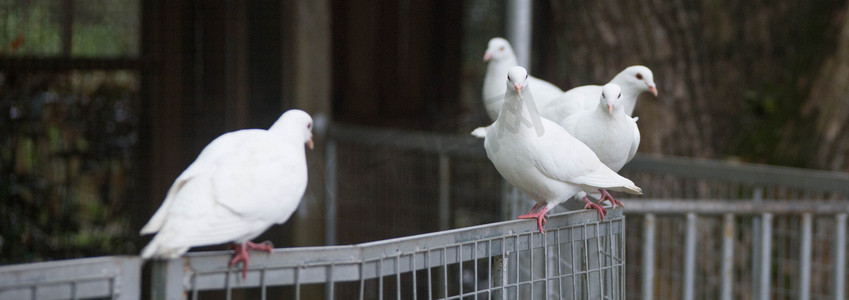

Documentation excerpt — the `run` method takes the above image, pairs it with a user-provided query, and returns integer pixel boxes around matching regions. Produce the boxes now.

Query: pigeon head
[618,65,658,97]
[272,109,315,150]
[483,37,515,62]
[506,66,529,94]
[600,83,623,114]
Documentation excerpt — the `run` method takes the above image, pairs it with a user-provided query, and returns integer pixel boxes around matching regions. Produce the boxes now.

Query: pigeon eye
[307,122,312,129]
[636,73,643,80]
[499,46,505,51]
[525,74,528,80]
[618,94,621,99]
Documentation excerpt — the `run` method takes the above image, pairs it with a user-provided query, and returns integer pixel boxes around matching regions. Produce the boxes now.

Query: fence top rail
[622,155,849,194]
[625,199,849,214]
[182,208,623,269]
[327,123,849,194]
[0,255,141,299]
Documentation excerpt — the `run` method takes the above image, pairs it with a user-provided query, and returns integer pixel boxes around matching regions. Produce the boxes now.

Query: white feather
[140,109,313,259]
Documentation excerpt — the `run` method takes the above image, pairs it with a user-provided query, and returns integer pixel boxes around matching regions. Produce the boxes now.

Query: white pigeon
[140,109,314,278]
[540,65,658,121]
[558,83,640,207]
[482,37,564,121]
[482,66,642,233]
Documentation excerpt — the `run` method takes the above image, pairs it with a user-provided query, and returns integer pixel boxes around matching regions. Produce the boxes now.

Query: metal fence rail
[323,123,849,300]
[0,256,141,300]
[151,209,626,300]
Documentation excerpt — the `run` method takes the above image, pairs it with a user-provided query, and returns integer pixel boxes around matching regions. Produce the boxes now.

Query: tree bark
[542,0,845,166]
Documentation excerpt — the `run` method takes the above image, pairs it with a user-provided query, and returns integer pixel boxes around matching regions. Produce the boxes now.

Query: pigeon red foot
[229,240,274,279]
[582,196,607,221]
[517,204,550,233]
[598,188,625,208]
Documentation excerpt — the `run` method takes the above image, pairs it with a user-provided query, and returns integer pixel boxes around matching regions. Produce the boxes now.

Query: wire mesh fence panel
[0,256,141,300]
[150,209,626,300]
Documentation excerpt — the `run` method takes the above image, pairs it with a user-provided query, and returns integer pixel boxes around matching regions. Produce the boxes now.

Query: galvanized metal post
[683,213,698,300]
[642,214,656,300]
[758,213,773,300]
[799,213,812,300]
[325,139,337,246]
[438,155,451,230]
[151,259,184,300]
[505,0,532,69]
[834,213,847,300]
[720,213,735,300]
[752,187,763,299]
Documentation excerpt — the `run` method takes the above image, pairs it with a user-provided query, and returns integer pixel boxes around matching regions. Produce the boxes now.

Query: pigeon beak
[608,104,614,114]
[307,137,314,150]
[514,83,523,94]
[648,85,658,97]
[483,51,493,62]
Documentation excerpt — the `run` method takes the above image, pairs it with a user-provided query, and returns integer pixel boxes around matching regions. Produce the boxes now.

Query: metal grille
[151,209,626,300]
[0,256,141,300]
[322,124,849,300]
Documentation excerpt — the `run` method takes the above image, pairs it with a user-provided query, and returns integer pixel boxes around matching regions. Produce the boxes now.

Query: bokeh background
[3,0,849,274]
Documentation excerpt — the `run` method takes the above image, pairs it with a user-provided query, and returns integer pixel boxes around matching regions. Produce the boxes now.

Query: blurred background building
[3,0,849,298]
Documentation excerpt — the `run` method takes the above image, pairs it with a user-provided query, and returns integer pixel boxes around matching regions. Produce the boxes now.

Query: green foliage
[1,71,140,263]
[0,0,139,57]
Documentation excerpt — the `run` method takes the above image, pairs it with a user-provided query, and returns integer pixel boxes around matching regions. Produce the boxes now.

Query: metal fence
[323,123,849,300]
[149,208,625,300]
[3,124,849,300]
[0,256,141,300]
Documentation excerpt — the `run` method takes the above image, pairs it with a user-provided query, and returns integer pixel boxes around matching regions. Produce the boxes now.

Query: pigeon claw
[229,241,275,279]
[598,189,625,208]
[582,196,607,221]
[518,206,550,233]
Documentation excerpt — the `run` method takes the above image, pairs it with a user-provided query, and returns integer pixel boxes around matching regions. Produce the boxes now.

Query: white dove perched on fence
[540,65,658,121]
[558,83,641,209]
[482,37,565,121]
[480,66,642,233]
[140,109,314,278]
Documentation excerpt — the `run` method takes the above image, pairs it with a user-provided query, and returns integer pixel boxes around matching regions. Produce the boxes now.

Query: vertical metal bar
[261,267,268,300]
[834,213,847,300]
[459,243,464,297]
[325,139,338,245]
[752,187,764,298]
[556,229,563,299]
[379,258,384,300]
[295,266,301,300]
[529,233,534,300]
[758,213,773,300]
[799,213,813,300]
[683,213,698,300]
[583,224,592,300]
[438,155,451,230]
[514,235,519,300]
[595,223,605,299]
[326,264,333,300]
[621,217,627,300]
[151,258,184,300]
[505,0,533,69]
[443,247,448,299]
[412,253,418,300]
[721,213,735,300]
[489,240,494,299]
[426,250,433,300]
[473,241,479,296]
[396,254,401,300]
[359,261,366,300]
[71,281,78,300]
[642,214,656,300]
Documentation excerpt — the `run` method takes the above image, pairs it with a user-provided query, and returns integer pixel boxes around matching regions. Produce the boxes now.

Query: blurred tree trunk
[798,4,849,171]
[540,0,844,165]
